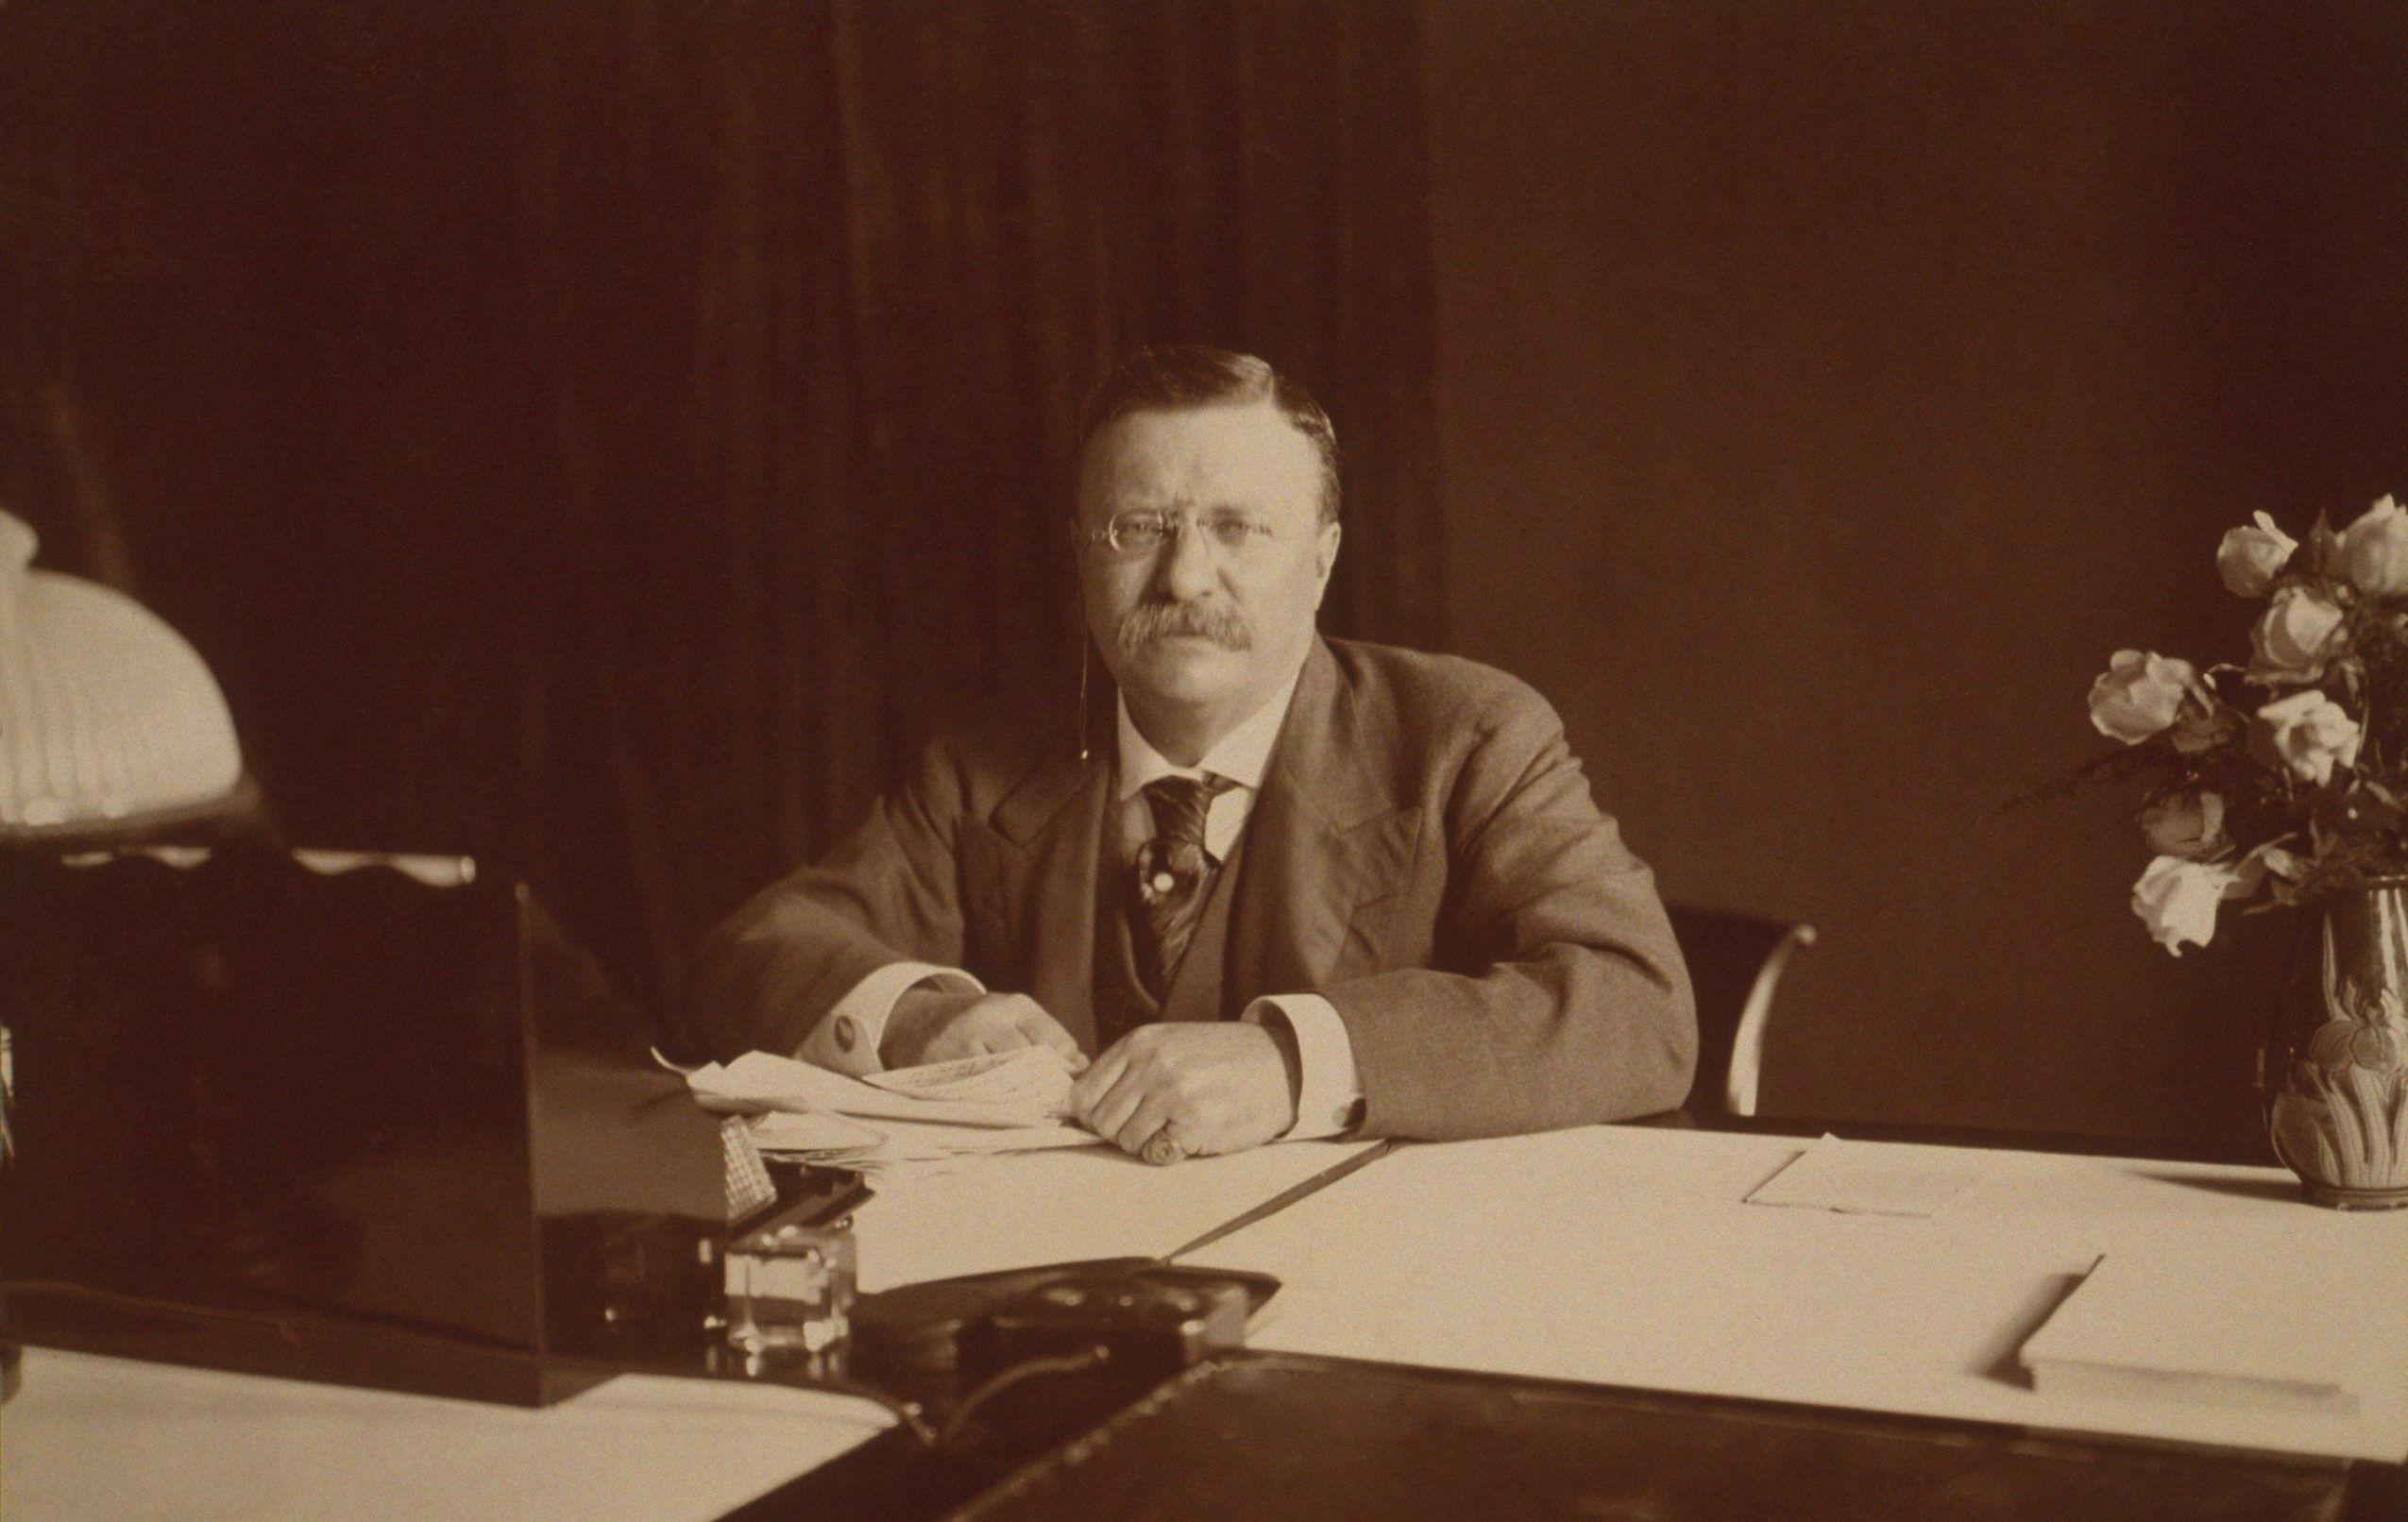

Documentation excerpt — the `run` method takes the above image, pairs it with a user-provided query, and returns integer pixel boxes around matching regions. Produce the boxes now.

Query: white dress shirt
[799,665,1365,1140]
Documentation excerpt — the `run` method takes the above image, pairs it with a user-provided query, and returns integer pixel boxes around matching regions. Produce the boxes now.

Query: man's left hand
[1071,1023,1297,1162]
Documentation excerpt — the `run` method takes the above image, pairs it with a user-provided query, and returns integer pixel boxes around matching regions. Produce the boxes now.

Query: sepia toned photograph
[3,2,2405,1517]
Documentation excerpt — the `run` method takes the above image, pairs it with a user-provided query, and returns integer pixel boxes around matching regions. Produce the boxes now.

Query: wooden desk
[931,1353,2361,1522]
[11,1125,2406,1520]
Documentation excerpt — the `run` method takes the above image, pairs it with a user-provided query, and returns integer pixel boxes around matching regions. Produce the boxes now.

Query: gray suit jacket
[682,637,1696,1140]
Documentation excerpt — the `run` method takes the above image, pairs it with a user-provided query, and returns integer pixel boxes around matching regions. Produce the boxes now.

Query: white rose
[2087,651,2197,744]
[2342,495,2408,596]
[2217,511,2297,598]
[2138,790,2227,859]
[2255,688,2363,786]
[2130,854,2241,956]
[2248,585,2348,683]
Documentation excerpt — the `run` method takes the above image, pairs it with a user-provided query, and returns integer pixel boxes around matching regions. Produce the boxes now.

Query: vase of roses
[2083,495,2408,1208]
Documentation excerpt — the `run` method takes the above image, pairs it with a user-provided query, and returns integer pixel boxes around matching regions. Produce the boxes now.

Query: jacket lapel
[989,749,1111,1054]
[1226,639,1421,1011]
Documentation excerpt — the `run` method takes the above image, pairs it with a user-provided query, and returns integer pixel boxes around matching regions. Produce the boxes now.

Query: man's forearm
[1325,941,1696,1142]
[682,881,938,1060]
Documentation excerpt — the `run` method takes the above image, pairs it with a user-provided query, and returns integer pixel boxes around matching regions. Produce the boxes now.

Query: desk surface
[9,1124,2405,1521]
[1182,1125,2408,1463]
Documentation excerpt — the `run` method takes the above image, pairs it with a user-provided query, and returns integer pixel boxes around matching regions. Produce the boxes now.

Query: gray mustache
[1118,600,1254,653]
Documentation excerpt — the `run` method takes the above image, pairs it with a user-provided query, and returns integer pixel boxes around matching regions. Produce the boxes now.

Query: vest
[1090,831,1248,1052]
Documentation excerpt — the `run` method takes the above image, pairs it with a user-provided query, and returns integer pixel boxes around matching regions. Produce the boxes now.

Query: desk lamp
[0,508,249,848]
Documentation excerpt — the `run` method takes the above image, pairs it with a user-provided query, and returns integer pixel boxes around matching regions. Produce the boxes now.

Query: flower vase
[2266,882,2408,1208]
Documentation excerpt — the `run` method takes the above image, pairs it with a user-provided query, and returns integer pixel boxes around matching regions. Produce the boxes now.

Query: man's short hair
[1077,345,1341,524]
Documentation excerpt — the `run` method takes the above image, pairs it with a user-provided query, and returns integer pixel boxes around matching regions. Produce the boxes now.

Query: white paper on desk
[3,1347,890,1522]
[742,1097,1102,1178]
[743,1108,890,1157]
[861,1114,1101,1157]
[861,1048,1076,1118]
[1744,1133,1975,1217]
[852,1140,1378,1294]
[749,1119,1105,1189]
[686,1049,1060,1127]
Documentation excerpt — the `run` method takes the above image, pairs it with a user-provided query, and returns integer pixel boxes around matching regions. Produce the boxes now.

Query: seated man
[684,346,1694,1162]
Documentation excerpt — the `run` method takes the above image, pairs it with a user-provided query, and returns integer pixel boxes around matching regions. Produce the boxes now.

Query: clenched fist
[1071,1022,1298,1162]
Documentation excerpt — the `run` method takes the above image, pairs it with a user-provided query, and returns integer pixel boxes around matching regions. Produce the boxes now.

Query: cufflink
[833,1016,856,1053]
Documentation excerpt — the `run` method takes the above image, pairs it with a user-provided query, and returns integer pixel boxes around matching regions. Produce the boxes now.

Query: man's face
[1077,401,1341,725]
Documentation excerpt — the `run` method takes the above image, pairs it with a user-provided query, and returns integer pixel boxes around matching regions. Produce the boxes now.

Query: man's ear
[1312,520,1342,604]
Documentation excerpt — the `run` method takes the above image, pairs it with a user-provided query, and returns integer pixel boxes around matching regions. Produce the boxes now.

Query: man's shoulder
[1322,637,1563,736]
[1313,639,1575,805]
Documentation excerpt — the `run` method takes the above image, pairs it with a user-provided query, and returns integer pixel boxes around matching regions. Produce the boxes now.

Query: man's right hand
[878,987,1089,1073]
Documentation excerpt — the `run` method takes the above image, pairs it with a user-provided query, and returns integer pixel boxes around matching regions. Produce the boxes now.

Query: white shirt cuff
[1246,994,1364,1139]
[801,962,984,1075]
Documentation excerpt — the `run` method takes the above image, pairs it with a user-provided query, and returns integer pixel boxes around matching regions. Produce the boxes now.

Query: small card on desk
[2020,1253,2375,1414]
[1743,1135,1975,1217]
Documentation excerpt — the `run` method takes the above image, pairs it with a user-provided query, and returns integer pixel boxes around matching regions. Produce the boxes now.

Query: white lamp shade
[0,511,244,837]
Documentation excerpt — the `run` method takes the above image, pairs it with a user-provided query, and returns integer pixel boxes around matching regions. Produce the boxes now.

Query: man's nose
[1149,519,1220,601]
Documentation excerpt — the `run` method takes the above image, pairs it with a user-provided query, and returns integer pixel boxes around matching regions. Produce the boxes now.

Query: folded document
[684,1048,1098,1169]
[687,1048,1077,1126]
[860,1048,1080,1117]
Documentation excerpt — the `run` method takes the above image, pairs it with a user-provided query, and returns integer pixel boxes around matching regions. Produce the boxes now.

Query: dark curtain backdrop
[0,1,1443,1012]
[1424,0,2408,1152]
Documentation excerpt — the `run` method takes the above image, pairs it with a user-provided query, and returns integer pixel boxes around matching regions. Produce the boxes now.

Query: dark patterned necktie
[1130,772,1235,1001]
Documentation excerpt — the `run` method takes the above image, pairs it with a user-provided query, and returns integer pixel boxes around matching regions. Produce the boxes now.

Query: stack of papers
[860,1049,1077,1116]
[679,1049,1384,1292]
[682,1049,1102,1177]
[853,1139,1382,1293]
[2020,1253,2383,1414]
